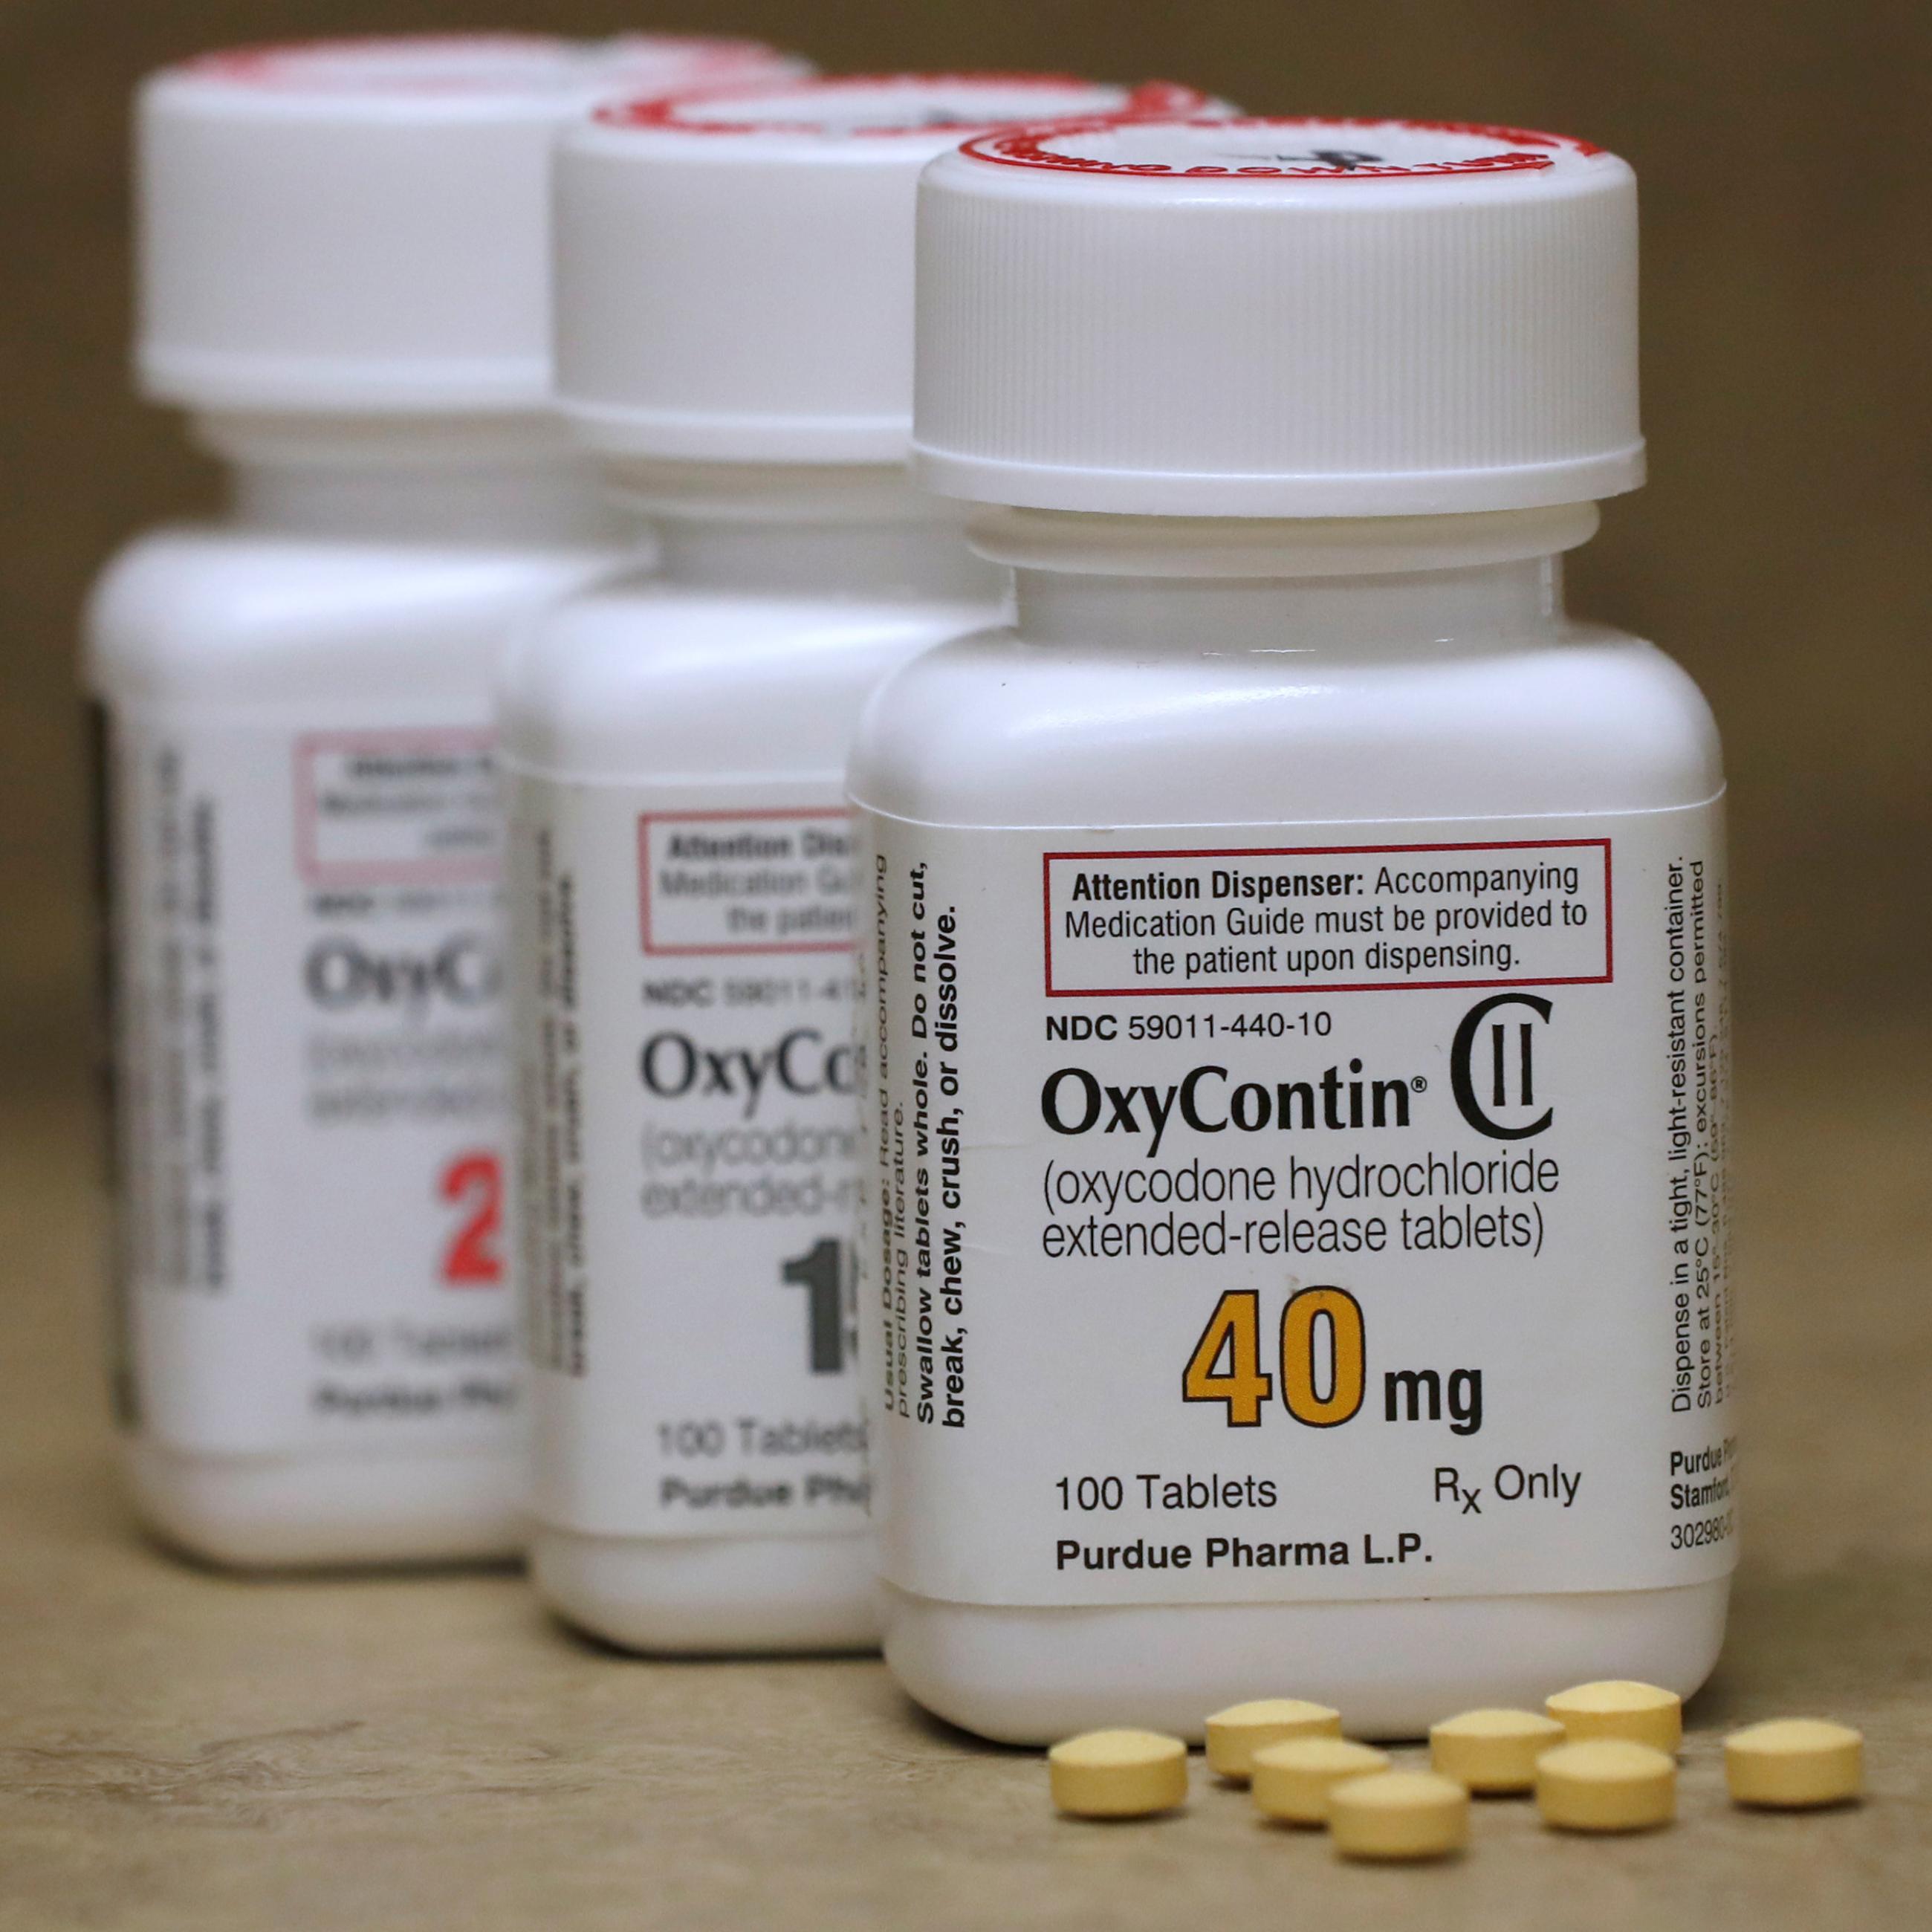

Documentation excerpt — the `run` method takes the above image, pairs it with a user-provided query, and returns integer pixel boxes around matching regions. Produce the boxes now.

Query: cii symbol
[1450,993,1554,1141]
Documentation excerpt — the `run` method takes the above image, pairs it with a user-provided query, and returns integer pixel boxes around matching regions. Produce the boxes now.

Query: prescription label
[103,710,519,1454]
[509,779,871,1539]
[858,803,1734,1606]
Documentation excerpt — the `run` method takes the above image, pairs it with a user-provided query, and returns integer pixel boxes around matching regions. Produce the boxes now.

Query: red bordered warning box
[294,730,499,888]
[639,808,855,957]
[1043,838,1612,997]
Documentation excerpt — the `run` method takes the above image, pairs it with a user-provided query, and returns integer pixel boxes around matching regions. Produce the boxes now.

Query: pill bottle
[86,33,801,1570]
[851,117,1734,1740]
[505,74,1217,1653]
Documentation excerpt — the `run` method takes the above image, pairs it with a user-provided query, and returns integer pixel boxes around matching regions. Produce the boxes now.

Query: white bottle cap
[553,75,1221,465]
[136,33,806,415]
[914,117,1644,516]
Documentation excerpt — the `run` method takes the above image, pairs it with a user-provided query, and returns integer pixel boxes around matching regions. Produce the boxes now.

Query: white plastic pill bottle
[505,74,1216,1653]
[852,117,1735,1740]
[86,33,800,1570]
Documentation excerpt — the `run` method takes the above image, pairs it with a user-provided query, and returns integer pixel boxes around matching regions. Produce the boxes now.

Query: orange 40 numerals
[1183,1288,1483,1434]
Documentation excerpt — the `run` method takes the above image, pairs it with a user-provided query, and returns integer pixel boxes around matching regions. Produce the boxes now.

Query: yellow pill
[1203,1698,1343,1780]
[1536,1740,1676,1832]
[1048,1729,1189,1818]
[1329,1771,1470,1861]
[1545,1679,1683,1754]
[1430,1708,1569,1792]
[1251,1737,1390,1825]
[1725,1719,1864,1809]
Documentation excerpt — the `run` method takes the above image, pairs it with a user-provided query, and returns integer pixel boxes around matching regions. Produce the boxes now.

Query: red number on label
[439,1151,502,1286]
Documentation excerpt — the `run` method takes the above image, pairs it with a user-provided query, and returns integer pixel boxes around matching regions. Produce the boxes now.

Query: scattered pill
[1048,1729,1189,1818]
[1203,1699,1343,1780]
[1251,1737,1391,1825]
[1328,1771,1470,1861]
[1536,1740,1676,1832]
[1545,1680,1683,1754]
[1430,1708,1568,1793]
[1725,1719,1864,1809]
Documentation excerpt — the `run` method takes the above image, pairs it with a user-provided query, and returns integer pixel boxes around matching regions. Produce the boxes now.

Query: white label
[858,804,1735,1607]
[511,780,871,1539]
[105,710,519,1454]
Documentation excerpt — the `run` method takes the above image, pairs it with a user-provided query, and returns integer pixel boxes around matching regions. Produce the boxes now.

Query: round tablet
[1536,1740,1676,1832]
[1430,1708,1568,1793]
[1329,1771,1469,1861]
[1048,1729,1189,1818]
[1203,1699,1343,1780]
[1251,1737,1390,1825]
[1545,1680,1683,1754]
[1725,1719,1864,1809]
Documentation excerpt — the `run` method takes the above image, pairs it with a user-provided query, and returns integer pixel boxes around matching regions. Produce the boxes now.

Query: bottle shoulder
[85,522,635,704]
[849,623,1724,828]
[498,578,1004,781]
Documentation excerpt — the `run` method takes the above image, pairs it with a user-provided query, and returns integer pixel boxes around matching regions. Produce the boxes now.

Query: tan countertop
[2,1020,1928,1931]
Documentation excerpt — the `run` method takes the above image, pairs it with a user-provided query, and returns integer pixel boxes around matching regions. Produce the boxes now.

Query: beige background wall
[2,0,1927,1073]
